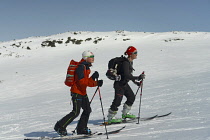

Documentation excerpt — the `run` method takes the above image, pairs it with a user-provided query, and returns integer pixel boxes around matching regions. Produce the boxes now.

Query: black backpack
[106,55,127,81]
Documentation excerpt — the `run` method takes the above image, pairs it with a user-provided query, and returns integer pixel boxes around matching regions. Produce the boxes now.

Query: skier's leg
[110,83,124,111]
[108,83,124,123]
[77,95,92,134]
[122,84,136,119]
[55,93,82,135]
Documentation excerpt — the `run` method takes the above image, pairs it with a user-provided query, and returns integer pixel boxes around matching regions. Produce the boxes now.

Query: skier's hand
[135,81,141,86]
[91,71,99,80]
[97,80,103,87]
[138,73,145,80]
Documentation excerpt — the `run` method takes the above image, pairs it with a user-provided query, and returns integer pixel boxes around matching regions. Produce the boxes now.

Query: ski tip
[157,112,172,117]
[167,112,172,116]
[164,112,172,115]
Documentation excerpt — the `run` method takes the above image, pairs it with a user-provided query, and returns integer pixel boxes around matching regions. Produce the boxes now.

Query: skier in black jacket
[107,46,145,124]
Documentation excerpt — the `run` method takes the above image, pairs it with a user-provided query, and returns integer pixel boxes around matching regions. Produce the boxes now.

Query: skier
[107,46,145,124]
[54,50,103,136]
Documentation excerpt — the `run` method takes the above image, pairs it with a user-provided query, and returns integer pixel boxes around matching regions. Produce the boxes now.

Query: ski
[24,132,98,140]
[99,112,171,126]
[97,125,126,135]
[123,114,158,123]
[157,112,172,118]
[129,112,172,122]
[139,114,158,121]
[132,112,172,122]
[100,115,157,126]
[24,126,127,140]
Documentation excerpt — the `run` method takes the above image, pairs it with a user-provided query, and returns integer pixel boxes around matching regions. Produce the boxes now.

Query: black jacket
[117,58,138,85]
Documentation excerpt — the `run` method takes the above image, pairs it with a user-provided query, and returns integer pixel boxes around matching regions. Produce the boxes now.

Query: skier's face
[86,55,95,63]
[130,51,137,60]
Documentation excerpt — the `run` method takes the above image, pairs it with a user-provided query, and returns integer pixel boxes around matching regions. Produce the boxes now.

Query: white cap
[82,50,94,60]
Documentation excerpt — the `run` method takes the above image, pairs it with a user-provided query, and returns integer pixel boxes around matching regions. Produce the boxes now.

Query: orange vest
[71,60,98,96]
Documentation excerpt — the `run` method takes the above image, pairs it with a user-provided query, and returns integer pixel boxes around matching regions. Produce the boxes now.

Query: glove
[91,71,99,80]
[97,80,103,87]
[135,81,141,86]
[138,73,145,80]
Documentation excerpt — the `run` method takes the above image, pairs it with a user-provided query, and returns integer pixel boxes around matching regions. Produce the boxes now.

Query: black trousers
[58,93,91,130]
[110,82,135,111]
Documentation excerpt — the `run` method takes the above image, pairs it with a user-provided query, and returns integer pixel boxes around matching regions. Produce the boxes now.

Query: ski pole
[135,81,142,97]
[135,71,144,97]
[90,86,99,104]
[137,71,144,124]
[97,86,109,139]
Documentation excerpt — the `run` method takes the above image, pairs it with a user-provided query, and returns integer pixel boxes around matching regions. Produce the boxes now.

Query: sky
[0,0,210,42]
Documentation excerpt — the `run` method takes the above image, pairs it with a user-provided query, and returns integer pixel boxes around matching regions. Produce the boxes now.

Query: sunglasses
[133,52,138,55]
[88,55,94,58]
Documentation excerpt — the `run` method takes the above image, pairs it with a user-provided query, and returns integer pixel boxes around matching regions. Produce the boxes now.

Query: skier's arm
[87,77,98,87]
[123,61,138,81]
[76,65,97,87]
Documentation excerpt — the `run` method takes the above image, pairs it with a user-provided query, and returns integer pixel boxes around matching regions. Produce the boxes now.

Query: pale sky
[0,0,209,41]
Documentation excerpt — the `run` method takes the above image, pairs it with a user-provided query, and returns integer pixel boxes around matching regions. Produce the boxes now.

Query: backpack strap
[76,64,86,80]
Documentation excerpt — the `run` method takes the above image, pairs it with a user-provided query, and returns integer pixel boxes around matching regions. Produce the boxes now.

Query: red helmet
[124,46,137,55]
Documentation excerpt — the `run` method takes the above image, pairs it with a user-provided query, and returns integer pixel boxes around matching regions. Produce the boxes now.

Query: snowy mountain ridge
[0,31,208,58]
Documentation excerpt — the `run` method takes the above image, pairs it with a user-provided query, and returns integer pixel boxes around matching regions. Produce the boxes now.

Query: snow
[0,31,210,140]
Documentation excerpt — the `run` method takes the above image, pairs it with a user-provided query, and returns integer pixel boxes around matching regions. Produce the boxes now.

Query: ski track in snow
[0,31,210,140]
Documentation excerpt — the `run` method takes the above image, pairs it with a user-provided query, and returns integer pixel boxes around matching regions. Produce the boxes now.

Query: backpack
[64,59,80,87]
[106,55,127,81]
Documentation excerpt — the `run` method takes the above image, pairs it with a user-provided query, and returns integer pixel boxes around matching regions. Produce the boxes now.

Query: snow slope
[0,31,210,140]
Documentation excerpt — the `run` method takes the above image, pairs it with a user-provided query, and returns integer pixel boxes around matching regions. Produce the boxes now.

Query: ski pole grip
[139,71,145,85]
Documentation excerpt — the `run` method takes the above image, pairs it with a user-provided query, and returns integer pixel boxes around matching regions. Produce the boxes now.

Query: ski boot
[107,108,122,124]
[122,113,136,119]
[54,122,67,136]
[108,117,122,124]
[77,127,92,135]
[122,104,136,119]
